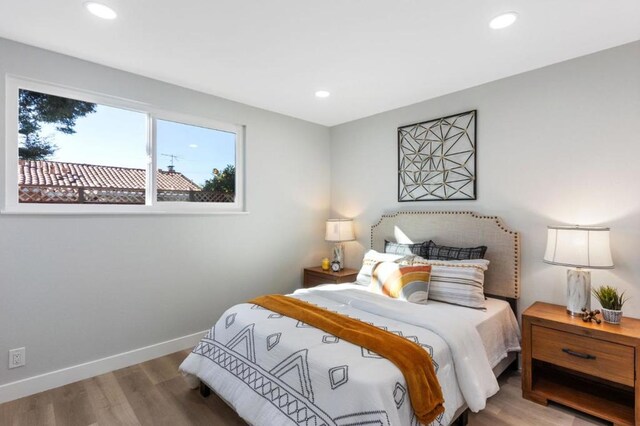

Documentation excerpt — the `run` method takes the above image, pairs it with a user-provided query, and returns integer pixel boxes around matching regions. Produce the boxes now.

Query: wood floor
[0,350,609,426]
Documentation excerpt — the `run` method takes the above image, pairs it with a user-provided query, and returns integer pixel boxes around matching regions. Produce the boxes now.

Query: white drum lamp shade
[544,226,613,269]
[325,219,355,242]
[543,226,614,315]
[325,219,355,270]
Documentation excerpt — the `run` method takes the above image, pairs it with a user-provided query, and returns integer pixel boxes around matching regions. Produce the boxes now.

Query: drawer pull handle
[562,348,596,360]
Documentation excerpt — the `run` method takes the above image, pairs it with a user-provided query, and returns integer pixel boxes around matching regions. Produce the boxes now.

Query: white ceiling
[1,1,639,126]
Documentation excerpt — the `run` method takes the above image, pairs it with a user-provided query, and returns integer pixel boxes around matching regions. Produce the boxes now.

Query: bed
[180,211,521,425]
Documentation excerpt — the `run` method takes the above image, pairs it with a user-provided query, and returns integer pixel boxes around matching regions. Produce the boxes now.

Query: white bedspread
[180,284,520,426]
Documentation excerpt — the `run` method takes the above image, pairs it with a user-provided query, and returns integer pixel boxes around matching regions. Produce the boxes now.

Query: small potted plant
[592,285,629,324]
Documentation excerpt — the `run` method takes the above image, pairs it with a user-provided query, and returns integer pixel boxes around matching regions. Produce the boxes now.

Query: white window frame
[3,76,246,215]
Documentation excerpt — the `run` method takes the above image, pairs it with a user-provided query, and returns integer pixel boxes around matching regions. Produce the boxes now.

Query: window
[156,119,237,204]
[4,77,244,214]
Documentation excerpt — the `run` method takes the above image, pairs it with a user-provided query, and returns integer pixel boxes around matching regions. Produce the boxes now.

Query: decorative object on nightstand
[303,267,358,288]
[543,225,614,315]
[321,257,330,271]
[592,285,629,324]
[325,218,355,270]
[581,308,601,324]
[522,302,640,425]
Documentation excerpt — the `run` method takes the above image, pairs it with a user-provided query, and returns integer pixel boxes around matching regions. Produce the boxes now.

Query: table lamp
[543,225,614,315]
[325,219,355,270]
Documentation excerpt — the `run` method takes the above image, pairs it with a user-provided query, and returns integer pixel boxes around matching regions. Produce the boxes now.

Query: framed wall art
[398,110,476,201]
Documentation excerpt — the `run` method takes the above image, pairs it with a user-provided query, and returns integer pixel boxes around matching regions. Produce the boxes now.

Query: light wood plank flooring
[0,350,609,426]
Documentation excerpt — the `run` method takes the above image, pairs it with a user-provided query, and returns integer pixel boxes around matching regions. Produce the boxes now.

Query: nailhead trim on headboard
[370,211,520,299]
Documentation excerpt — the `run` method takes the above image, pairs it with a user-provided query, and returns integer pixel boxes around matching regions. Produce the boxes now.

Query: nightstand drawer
[304,272,334,287]
[302,267,359,288]
[532,325,635,386]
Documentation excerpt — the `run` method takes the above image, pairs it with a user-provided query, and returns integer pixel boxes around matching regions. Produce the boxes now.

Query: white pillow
[355,249,414,286]
[411,256,490,309]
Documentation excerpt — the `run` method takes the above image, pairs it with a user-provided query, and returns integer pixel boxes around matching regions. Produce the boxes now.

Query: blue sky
[41,103,236,187]
[157,119,235,186]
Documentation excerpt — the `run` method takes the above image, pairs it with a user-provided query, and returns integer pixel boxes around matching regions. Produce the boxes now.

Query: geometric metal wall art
[398,110,476,201]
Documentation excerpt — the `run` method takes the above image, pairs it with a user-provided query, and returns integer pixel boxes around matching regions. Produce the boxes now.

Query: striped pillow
[356,250,414,286]
[412,257,490,309]
[369,262,432,304]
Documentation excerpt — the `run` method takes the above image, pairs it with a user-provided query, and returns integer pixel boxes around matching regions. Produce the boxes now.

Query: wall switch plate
[9,347,25,369]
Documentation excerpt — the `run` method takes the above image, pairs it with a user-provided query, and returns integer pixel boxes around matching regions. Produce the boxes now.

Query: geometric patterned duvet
[180,285,497,426]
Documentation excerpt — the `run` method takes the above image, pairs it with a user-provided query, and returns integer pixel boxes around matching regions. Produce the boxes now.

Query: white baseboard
[0,330,207,404]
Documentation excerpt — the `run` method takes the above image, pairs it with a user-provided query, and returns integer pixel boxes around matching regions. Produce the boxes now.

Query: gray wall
[330,41,640,318]
[0,38,331,385]
[2,36,639,389]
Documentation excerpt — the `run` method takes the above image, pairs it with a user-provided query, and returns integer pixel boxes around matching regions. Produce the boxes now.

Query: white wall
[330,41,640,318]
[0,38,331,387]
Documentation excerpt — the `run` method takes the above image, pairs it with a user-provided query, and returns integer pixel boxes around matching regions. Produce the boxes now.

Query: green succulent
[592,285,629,310]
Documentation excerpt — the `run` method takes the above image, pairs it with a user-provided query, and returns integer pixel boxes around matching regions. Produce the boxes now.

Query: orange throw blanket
[250,294,445,425]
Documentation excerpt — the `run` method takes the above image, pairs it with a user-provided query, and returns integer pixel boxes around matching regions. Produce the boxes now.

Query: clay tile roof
[18,160,201,191]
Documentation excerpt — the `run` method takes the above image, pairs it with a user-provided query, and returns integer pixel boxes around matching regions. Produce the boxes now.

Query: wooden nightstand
[522,302,640,425]
[302,267,358,288]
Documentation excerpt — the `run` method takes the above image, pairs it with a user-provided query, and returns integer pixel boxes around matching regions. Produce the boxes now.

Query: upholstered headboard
[371,211,520,301]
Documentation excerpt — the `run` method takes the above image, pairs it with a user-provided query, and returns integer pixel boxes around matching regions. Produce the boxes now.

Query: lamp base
[566,268,591,316]
[332,243,345,270]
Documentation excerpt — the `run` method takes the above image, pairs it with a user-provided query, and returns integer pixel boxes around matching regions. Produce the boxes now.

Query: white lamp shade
[543,226,613,269]
[325,219,355,242]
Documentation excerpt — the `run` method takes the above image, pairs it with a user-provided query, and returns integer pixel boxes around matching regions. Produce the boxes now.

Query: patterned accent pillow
[426,240,487,260]
[412,257,490,309]
[356,250,414,286]
[369,262,432,304]
[384,240,427,256]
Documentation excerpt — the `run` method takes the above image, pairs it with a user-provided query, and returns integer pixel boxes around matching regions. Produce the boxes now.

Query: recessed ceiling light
[189,144,198,148]
[315,90,330,98]
[489,12,518,29]
[84,2,117,20]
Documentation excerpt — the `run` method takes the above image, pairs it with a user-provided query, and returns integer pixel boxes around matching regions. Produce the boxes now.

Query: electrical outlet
[9,347,25,369]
